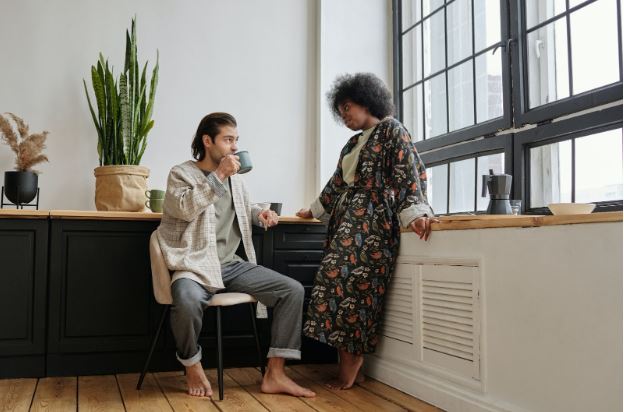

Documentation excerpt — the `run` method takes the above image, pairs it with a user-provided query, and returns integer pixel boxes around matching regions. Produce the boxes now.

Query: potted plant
[0,113,49,206]
[84,17,158,211]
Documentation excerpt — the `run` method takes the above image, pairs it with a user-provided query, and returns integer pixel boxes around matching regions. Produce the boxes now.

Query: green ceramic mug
[145,189,165,200]
[145,198,164,213]
[235,151,253,174]
[145,189,165,213]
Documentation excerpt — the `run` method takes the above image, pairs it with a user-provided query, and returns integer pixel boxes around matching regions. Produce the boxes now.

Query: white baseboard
[364,356,528,412]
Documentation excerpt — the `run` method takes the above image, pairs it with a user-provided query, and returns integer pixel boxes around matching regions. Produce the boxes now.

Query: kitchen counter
[0,209,49,219]
[0,209,324,223]
[403,211,622,231]
[2,209,620,228]
[0,210,332,378]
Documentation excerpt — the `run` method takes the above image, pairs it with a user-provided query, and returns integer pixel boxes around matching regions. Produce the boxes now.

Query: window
[421,134,512,214]
[398,0,510,150]
[518,0,623,122]
[513,106,623,213]
[426,152,506,214]
[394,0,623,214]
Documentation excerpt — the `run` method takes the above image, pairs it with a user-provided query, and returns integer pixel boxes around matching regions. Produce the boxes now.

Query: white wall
[0,0,392,213]
[0,0,323,214]
[316,0,393,195]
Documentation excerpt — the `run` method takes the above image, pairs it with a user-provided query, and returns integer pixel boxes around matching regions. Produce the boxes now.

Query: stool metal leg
[249,303,265,376]
[216,306,224,400]
[137,305,170,390]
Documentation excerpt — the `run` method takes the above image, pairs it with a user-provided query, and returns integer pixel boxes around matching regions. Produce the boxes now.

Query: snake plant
[84,18,158,166]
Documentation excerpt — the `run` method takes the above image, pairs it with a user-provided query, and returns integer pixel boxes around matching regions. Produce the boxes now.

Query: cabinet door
[47,220,159,375]
[0,219,48,378]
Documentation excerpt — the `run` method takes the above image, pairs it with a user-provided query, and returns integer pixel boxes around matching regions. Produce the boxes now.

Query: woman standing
[297,73,436,389]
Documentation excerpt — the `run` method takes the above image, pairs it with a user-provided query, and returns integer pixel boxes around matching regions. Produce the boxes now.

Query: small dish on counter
[548,203,595,215]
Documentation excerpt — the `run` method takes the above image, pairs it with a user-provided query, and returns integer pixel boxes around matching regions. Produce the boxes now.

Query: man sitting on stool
[157,112,315,398]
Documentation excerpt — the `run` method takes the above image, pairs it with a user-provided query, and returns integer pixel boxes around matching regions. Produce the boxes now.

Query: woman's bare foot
[326,350,364,390]
[185,362,212,397]
[355,370,366,384]
[260,358,316,397]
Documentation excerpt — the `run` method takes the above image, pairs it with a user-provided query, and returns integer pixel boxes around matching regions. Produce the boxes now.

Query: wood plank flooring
[0,364,444,411]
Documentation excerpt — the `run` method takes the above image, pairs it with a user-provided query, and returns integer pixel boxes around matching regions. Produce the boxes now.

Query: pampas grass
[0,113,49,173]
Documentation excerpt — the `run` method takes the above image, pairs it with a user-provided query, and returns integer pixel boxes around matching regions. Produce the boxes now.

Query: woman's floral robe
[303,117,433,354]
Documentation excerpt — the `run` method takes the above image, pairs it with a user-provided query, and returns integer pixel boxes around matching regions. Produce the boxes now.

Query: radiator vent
[422,279,475,361]
[421,264,480,380]
[382,264,415,343]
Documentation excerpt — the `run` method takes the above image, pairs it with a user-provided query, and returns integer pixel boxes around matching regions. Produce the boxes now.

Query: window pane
[474,0,501,52]
[423,0,444,16]
[402,25,422,87]
[448,60,474,131]
[475,49,504,123]
[423,10,446,77]
[525,0,566,29]
[403,85,424,142]
[527,17,570,108]
[570,0,620,95]
[477,153,505,211]
[427,164,448,214]
[450,158,476,213]
[575,128,623,202]
[402,0,422,28]
[425,73,447,139]
[447,0,473,66]
[530,140,572,207]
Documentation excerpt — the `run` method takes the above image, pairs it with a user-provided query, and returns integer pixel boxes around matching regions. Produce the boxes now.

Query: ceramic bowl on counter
[547,203,596,215]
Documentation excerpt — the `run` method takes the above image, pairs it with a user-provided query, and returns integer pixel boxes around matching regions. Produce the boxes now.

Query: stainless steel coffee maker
[481,169,512,214]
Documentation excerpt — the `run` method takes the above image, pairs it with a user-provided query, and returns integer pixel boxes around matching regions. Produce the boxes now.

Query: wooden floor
[0,364,444,411]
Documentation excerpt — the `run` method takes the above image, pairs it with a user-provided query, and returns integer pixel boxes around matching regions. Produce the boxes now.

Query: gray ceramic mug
[235,151,253,174]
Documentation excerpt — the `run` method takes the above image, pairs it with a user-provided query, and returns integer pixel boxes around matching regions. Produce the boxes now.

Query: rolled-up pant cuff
[176,345,202,367]
[267,347,301,360]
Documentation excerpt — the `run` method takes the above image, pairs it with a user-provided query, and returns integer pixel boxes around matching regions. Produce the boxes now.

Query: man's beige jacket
[157,160,267,317]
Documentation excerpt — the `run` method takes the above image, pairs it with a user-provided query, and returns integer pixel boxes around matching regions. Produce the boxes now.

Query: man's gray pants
[170,261,304,367]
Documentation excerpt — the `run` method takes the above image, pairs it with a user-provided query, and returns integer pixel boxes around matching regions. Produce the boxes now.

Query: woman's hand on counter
[409,216,439,241]
[296,208,313,218]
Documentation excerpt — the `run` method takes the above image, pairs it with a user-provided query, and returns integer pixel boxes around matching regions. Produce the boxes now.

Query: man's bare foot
[260,358,316,397]
[326,350,364,390]
[185,362,212,397]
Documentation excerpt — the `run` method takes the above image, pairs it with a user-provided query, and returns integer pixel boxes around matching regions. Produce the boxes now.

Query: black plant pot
[4,171,38,205]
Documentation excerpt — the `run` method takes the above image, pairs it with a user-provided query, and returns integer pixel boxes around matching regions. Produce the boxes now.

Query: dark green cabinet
[47,220,159,376]
[0,219,48,378]
[1,217,332,377]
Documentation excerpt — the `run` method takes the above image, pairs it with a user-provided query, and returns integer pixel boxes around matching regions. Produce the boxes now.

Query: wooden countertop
[400,211,623,232]
[49,210,163,221]
[0,209,50,219]
[0,209,323,224]
[1,209,620,229]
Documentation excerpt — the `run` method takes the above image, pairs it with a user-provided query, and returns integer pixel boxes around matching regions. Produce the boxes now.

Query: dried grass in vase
[0,113,49,173]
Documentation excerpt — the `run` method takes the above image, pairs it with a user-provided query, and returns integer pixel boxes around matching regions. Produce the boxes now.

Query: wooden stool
[136,231,265,400]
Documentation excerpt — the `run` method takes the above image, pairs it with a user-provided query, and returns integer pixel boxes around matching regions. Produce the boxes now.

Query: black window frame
[420,134,513,214]
[510,0,623,127]
[513,105,623,214]
[394,0,514,152]
[393,0,623,215]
